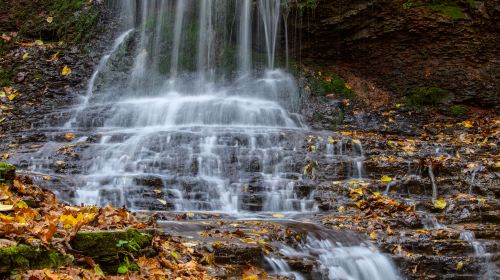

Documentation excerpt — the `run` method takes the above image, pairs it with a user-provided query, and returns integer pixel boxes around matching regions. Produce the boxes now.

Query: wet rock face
[288,0,500,108]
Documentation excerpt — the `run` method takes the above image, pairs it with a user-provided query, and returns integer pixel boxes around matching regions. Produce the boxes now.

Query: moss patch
[0,245,73,273]
[71,228,152,274]
[0,162,15,183]
[405,87,450,107]
[0,66,14,87]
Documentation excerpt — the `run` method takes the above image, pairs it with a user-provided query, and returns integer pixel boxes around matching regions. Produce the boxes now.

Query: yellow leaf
[345,83,353,90]
[495,162,500,168]
[272,213,284,218]
[8,93,17,101]
[328,138,336,143]
[462,121,473,128]
[1,154,9,159]
[456,261,464,271]
[369,231,378,239]
[434,198,447,210]
[396,103,402,108]
[47,17,53,23]
[157,199,167,205]
[61,65,72,76]
[243,276,259,280]
[14,200,29,209]
[22,53,29,60]
[338,206,345,213]
[49,52,60,61]
[351,188,364,195]
[380,175,392,183]
[35,40,44,46]
[352,139,361,145]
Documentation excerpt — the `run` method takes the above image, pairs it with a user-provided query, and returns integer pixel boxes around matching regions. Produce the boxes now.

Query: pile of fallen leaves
[0,176,142,251]
[0,175,216,279]
[323,186,419,239]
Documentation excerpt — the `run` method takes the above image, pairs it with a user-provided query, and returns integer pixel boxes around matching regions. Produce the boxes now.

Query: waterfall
[61,0,308,213]
[238,0,252,74]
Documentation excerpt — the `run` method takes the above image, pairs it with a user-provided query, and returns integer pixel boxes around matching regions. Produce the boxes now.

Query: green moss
[0,245,72,273]
[0,162,15,183]
[71,229,152,274]
[448,105,468,118]
[0,67,14,87]
[429,4,465,20]
[321,74,356,100]
[405,87,450,107]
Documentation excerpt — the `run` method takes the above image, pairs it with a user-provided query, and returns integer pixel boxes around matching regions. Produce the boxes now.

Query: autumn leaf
[456,261,464,271]
[369,231,378,239]
[61,65,72,76]
[47,16,54,23]
[22,53,29,60]
[272,213,284,218]
[461,121,474,128]
[380,175,392,183]
[157,199,167,205]
[35,40,44,46]
[434,198,447,210]
[64,133,75,141]
[49,52,60,62]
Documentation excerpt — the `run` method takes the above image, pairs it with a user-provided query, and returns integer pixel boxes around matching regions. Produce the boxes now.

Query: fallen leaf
[35,40,44,46]
[434,198,447,210]
[61,65,72,76]
[22,53,29,60]
[456,261,464,271]
[157,199,167,205]
[380,175,392,183]
[0,204,13,212]
[64,133,75,141]
[272,213,284,218]
[47,17,54,23]
[369,231,377,239]
[462,121,474,128]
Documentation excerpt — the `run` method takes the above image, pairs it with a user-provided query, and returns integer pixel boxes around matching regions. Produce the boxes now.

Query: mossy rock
[70,228,153,273]
[0,162,15,183]
[0,245,73,274]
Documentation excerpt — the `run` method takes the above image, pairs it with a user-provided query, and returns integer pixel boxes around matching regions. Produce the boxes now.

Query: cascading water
[24,1,401,279]
[64,0,309,213]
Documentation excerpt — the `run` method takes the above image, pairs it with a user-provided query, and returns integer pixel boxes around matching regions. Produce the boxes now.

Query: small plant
[448,105,467,118]
[405,87,449,107]
[117,256,139,274]
[0,67,13,87]
[403,1,417,9]
[115,239,141,274]
[116,239,141,253]
[321,73,356,100]
[427,0,466,20]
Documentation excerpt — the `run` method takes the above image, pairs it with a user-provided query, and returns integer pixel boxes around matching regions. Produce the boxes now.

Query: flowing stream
[25,1,401,279]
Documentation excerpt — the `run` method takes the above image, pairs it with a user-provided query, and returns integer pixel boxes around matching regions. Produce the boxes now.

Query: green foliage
[403,1,417,9]
[448,105,467,118]
[321,74,356,99]
[117,257,139,274]
[405,87,450,107]
[0,66,13,87]
[116,239,141,253]
[429,3,465,20]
